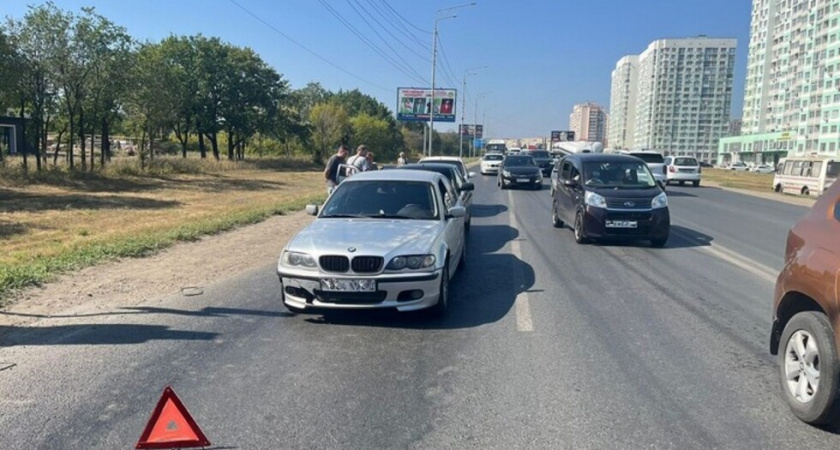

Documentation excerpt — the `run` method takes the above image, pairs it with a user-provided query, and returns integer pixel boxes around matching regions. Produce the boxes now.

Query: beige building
[608,56,639,149]
[569,102,608,143]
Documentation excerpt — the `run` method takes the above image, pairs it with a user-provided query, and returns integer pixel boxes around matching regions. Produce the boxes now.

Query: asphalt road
[1,173,836,449]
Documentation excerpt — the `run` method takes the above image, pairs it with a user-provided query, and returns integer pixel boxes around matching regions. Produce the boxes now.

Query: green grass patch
[0,193,324,305]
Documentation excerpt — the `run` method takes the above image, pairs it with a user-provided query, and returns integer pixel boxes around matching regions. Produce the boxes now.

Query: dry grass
[701,168,776,192]
[0,157,325,300]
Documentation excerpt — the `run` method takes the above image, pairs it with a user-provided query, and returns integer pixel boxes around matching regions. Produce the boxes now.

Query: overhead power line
[380,0,432,35]
[365,0,430,52]
[436,34,460,88]
[227,0,390,92]
[350,0,429,62]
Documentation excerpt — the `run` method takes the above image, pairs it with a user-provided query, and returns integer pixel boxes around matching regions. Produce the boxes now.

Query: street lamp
[460,65,489,158]
[472,91,491,157]
[428,2,476,157]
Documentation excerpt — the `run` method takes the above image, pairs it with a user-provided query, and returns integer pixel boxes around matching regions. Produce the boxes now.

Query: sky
[2,0,752,139]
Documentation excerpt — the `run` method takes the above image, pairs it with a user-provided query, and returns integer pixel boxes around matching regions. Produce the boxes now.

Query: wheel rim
[575,213,582,240]
[784,330,820,403]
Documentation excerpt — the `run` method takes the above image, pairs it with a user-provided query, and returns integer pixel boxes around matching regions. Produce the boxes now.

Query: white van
[773,157,839,197]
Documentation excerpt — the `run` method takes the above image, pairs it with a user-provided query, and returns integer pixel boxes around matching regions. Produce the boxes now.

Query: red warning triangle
[136,386,211,449]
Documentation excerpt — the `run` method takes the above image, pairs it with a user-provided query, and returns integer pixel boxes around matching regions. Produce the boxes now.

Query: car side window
[439,179,455,210]
[561,161,572,180]
[569,164,580,182]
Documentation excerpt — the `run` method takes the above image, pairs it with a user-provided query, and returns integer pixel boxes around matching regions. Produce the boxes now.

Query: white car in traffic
[664,156,702,187]
[480,153,504,175]
[277,170,469,316]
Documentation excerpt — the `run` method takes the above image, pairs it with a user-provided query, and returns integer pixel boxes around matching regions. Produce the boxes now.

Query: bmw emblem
[348,247,357,253]
[624,201,635,207]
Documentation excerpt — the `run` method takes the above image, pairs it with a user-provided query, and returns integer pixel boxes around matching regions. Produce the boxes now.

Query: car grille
[606,211,653,221]
[606,198,651,210]
[319,255,349,272]
[351,256,384,273]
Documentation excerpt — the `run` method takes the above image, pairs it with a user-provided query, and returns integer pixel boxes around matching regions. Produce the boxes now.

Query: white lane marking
[507,191,534,332]
[670,228,778,285]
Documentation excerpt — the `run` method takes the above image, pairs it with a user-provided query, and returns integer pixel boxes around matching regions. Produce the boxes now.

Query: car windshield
[424,159,465,177]
[484,154,504,161]
[399,165,458,186]
[525,151,550,158]
[486,144,506,152]
[674,157,698,166]
[321,181,438,220]
[583,161,657,189]
[628,153,665,164]
[505,156,536,167]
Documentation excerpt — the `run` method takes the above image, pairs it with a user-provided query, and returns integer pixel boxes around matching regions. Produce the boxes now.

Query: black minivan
[551,154,670,247]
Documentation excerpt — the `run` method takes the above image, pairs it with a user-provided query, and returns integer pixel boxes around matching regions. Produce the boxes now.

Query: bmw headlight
[652,192,668,209]
[280,251,317,269]
[584,191,607,209]
[387,254,435,271]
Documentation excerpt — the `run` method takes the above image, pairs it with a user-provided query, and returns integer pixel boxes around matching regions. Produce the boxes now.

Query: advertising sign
[397,87,457,122]
[551,130,575,142]
[459,124,483,138]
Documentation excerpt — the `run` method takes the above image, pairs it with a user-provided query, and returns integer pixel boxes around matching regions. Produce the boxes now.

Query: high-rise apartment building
[608,56,639,149]
[719,0,840,164]
[631,37,737,163]
[569,102,608,143]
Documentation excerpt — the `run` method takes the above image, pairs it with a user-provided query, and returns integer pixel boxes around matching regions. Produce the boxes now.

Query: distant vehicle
[480,152,504,175]
[507,148,522,156]
[730,162,749,171]
[551,141,604,158]
[699,161,714,168]
[419,156,475,180]
[277,170,469,316]
[521,149,553,176]
[663,156,701,187]
[770,178,840,424]
[551,153,669,247]
[620,151,667,185]
[752,164,775,174]
[498,154,542,190]
[485,141,507,154]
[398,163,474,231]
[773,157,839,197]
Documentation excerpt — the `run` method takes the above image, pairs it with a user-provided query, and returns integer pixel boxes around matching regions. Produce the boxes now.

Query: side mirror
[447,206,467,219]
[657,180,666,190]
[468,171,477,178]
[459,182,475,192]
[563,179,577,187]
[305,204,319,216]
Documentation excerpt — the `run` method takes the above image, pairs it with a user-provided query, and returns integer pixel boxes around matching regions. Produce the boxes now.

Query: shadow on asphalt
[0,324,218,347]
[469,203,509,218]
[589,224,713,250]
[663,188,698,197]
[301,224,534,330]
[0,306,291,320]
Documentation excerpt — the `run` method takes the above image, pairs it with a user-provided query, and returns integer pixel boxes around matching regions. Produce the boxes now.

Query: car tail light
[669,166,676,173]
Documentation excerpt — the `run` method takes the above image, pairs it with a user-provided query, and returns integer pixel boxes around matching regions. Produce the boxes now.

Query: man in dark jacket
[324,145,348,196]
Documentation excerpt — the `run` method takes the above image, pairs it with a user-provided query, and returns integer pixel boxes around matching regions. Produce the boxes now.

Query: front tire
[693,180,700,187]
[802,186,810,197]
[551,202,564,228]
[428,263,450,318]
[574,210,588,244]
[779,311,840,425]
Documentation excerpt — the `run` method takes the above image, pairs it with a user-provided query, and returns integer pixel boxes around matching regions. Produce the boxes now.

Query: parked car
[277,170,469,316]
[398,163,474,231]
[620,151,667,185]
[480,153,504,175]
[752,164,775,174]
[730,162,749,171]
[664,156,702,187]
[699,161,714,168]
[498,154,543,190]
[521,149,554,176]
[419,156,475,180]
[551,153,669,247]
[770,178,840,425]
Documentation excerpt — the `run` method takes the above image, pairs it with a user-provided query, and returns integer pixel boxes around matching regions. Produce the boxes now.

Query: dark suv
[550,154,670,247]
[522,150,554,176]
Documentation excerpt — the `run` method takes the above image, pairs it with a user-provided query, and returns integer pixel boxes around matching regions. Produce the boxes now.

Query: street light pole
[428,2,475,157]
[459,66,488,158]
[473,91,491,157]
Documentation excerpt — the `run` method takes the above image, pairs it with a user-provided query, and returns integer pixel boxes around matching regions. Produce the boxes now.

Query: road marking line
[507,192,534,332]
[670,228,778,285]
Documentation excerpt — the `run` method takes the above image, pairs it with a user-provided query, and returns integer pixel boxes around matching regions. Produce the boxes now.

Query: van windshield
[583,161,657,189]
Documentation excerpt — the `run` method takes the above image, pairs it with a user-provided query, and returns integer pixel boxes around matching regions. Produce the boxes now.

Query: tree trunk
[227,129,235,161]
[53,129,64,165]
[209,132,219,160]
[19,99,28,171]
[100,117,109,167]
[181,134,188,158]
[198,132,206,159]
[79,108,86,171]
[148,129,155,161]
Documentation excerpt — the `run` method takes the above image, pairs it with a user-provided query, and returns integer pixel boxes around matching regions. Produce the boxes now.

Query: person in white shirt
[346,145,371,172]
[397,152,407,167]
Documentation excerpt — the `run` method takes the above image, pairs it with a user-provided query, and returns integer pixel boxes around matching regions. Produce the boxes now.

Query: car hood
[287,218,443,256]
[588,186,662,199]
[503,166,541,175]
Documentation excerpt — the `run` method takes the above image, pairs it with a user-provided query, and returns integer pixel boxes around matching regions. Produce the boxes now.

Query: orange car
[771,180,840,424]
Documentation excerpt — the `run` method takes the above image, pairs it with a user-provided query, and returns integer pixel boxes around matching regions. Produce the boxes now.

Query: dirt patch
[0,210,313,330]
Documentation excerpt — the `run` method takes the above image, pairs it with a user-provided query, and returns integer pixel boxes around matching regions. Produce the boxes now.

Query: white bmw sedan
[277,170,470,316]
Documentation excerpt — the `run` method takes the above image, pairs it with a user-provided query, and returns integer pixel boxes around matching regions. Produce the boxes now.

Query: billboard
[397,87,457,122]
[459,124,483,138]
[551,130,575,142]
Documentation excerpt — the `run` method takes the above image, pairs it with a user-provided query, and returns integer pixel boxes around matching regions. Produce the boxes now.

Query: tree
[193,36,229,160]
[159,36,199,159]
[309,102,349,164]
[126,42,177,166]
[293,82,330,120]
[350,114,393,161]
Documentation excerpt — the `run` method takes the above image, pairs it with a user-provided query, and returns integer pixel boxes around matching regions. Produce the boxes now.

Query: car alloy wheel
[779,311,840,424]
[551,203,564,228]
[428,263,449,317]
[574,211,588,244]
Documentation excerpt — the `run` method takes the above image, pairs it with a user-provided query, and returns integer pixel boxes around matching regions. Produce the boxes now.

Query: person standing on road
[324,145,348,196]
[346,145,371,172]
[366,152,378,171]
[397,152,407,167]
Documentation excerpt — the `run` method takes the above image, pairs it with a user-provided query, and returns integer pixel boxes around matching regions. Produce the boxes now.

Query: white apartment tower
[632,37,737,162]
[608,55,639,149]
[720,0,840,163]
[569,102,608,143]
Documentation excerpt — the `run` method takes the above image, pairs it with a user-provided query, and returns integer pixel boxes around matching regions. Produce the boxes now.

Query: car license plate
[320,278,376,292]
[517,178,529,183]
[606,220,637,229]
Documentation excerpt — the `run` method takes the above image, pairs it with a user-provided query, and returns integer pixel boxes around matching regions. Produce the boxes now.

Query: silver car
[277,170,470,316]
